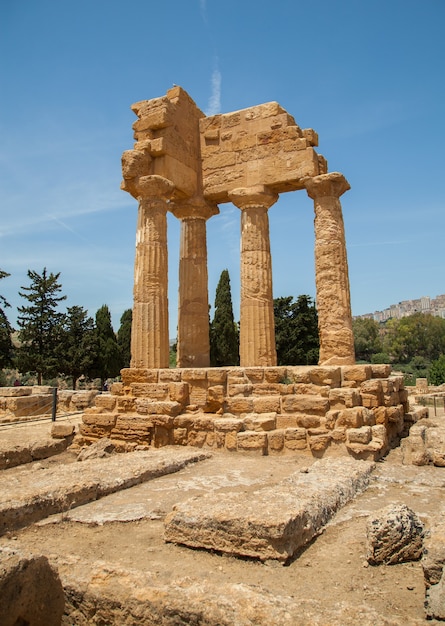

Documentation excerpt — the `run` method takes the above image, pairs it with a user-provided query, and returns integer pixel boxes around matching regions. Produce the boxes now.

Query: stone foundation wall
[78,365,419,460]
[0,387,99,422]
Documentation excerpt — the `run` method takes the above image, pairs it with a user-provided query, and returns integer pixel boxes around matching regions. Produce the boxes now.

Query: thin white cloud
[199,0,207,23]
[206,66,221,116]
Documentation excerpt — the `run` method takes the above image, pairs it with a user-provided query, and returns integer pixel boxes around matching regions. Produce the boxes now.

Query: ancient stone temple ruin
[79,86,414,459]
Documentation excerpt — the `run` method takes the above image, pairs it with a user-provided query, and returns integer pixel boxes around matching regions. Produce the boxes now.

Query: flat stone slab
[164,457,375,562]
[0,447,209,535]
[57,557,408,626]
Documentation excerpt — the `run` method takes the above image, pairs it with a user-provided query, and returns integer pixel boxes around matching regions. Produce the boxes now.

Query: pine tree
[0,270,13,369]
[59,306,96,389]
[92,305,122,388]
[274,295,319,366]
[17,268,66,384]
[210,269,239,366]
[117,308,132,369]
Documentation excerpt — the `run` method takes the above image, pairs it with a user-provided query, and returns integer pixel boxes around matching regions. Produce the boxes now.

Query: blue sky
[1,0,444,337]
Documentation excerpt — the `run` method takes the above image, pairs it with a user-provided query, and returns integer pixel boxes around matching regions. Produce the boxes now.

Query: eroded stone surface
[164,457,375,562]
[0,447,209,534]
[0,551,65,626]
[366,504,424,565]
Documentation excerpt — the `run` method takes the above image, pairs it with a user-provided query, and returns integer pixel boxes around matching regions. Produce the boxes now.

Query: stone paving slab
[0,447,209,535]
[164,457,375,562]
[55,556,414,626]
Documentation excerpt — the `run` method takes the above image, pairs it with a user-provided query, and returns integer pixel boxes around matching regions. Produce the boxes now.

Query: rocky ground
[1,411,445,624]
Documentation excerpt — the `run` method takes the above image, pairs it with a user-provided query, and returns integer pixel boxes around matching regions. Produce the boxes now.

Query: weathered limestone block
[281,394,329,415]
[371,364,392,378]
[244,413,276,432]
[6,396,51,417]
[276,414,299,429]
[347,426,372,445]
[284,428,308,450]
[264,367,287,383]
[342,365,373,385]
[236,431,268,454]
[0,386,33,397]
[401,418,445,466]
[111,415,153,440]
[252,382,282,395]
[206,385,225,411]
[423,515,445,589]
[224,397,254,414]
[268,429,285,453]
[207,368,228,385]
[51,423,75,439]
[116,396,136,413]
[82,413,117,428]
[307,366,342,387]
[360,379,384,408]
[187,430,207,447]
[168,382,189,404]
[135,399,182,416]
[0,553,65,626]
[294,383,330,397]
[329,388,362,409]
[244,368,265,383]
[110,382,124,396]
[159,369,182,382]
[70,390,99,410]
[130,383,169,398]
[164,457,374,562]
[213,417,246,433]
[252,395,281,413]
[335,406,374,428]
[228,383,253,397]
[366,504,425,565]
[296,414,321,429]
[94,394,117,411]
[308,430,331,454]
[77,437,115,461]
[425,570,445,621]
[121,368,158,385]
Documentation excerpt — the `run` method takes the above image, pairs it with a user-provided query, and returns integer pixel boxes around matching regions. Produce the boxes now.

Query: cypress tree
[210,269,239,366]
[117,308,132,369]
[17,268,66,384]
[274,295,319,366]
[0,270,13,369]
[92,305,122,389]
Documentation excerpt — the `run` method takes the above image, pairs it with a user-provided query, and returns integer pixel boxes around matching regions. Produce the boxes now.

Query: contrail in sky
[207,66,221,116]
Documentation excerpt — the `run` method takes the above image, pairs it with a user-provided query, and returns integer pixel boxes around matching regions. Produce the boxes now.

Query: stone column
[170,199,219,367]
[131,175,175,369]
[304,172,355,366]
[229,185,278,367]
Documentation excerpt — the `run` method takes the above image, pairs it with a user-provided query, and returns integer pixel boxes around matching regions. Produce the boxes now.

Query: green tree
[429,355,445,386]
[17,268,66,385]
[117,308,132,369]
[210,269,239,366]
[0,270,14,369]
[383,313,445,363]
[352,318,382,362]
[92,305,122,388]
[59,306,97,389]
[274,295,319,366]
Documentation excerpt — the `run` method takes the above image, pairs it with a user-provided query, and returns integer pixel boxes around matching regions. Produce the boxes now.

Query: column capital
[304,172,350,200]
[229,185,278,211]
[169,196,219,220]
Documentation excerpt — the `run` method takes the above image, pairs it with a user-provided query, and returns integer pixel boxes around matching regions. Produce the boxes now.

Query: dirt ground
[1,413,444,624]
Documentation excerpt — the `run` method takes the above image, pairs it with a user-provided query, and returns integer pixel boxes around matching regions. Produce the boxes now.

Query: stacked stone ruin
[78,86,414,458]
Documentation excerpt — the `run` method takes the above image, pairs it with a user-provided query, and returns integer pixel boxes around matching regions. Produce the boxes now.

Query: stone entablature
[78,365,413,460]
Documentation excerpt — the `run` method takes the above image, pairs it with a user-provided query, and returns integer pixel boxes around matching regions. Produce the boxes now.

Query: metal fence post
[51,387,58,422]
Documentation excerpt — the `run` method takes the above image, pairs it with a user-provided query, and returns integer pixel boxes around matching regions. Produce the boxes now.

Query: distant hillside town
[355,294,445,322]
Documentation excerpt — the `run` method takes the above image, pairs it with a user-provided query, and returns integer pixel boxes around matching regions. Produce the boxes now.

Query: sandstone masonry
[77,364,416,461]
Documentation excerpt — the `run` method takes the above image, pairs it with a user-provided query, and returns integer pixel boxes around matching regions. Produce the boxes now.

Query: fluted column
[229,185,278,367]
[305,172,355,366]
[130,175,175,368]
[170,199,219,367]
